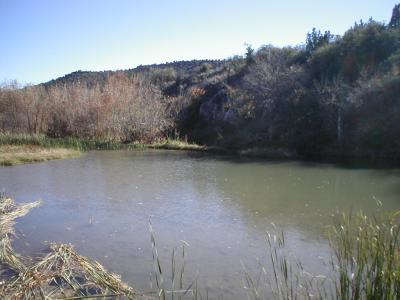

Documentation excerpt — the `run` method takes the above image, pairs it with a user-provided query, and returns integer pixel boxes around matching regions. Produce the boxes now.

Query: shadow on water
[2,149,400,299]
[181,148,400,171]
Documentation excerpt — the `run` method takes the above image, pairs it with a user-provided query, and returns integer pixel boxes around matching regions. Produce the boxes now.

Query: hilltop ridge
[1,5,400,160]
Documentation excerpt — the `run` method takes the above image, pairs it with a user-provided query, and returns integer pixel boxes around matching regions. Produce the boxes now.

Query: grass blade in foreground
[243,211,400,300]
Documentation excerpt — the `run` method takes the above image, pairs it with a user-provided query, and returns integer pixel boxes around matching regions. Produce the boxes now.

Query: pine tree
[389,3,400,28]
[305,28,334,54]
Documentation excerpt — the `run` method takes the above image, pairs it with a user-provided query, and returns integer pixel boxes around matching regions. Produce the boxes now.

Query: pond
[1,150,399,298]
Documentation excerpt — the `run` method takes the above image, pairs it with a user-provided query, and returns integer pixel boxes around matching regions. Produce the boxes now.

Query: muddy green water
[1,150,399,298]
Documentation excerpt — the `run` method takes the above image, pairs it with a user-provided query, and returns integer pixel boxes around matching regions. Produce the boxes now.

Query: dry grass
[0,195,143,300]
[2,243,137,299]
[1,182,398,299]
[146,139,206,152]
[0,192,206,300]
[0,145,81,166]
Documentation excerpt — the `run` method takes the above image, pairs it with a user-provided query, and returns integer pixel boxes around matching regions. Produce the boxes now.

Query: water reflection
[0,150,399,299]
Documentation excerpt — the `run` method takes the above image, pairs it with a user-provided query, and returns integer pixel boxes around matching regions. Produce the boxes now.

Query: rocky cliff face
[199,88,240,126]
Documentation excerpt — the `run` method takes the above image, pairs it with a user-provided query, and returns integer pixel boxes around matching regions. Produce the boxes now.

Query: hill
[1,4,400,160]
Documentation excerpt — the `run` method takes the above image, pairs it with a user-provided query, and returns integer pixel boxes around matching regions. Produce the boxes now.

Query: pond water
[1,150,399,298]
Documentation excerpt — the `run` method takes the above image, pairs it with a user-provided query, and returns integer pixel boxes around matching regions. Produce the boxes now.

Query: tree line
[1,4,400,159]
[0,72,173,142]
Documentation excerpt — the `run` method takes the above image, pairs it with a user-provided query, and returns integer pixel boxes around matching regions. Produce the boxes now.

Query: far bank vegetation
[0,145,81,166]
[0,72,173,143]
[1,5,400,160]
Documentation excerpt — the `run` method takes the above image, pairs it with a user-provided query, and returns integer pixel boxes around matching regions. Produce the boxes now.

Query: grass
[242,211,400,300]
[0,133,398,299]
[0,145,81,166]
[149,211,400,299]
[5,243,137,299]
[0,194,140,299]
[146,139,206,152]
[0,191,399,299]
[0,133,296,159]
[242,231,330,300]
[0,133,123,151]
[0,194,205,300]
[149,222,202,300]
[0,133,207,153]
[330,211,400,300]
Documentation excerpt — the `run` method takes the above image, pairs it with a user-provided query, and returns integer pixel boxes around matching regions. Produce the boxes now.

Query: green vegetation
[0,133,207,154]
[1,5,400,160]
[0,133,124,151]
[148,222,200,300]
[0,195,206,299]
[1,5,399,298]
[1,193,399,299]
[147,139,206,151]
[243,211,400,300]
[331,211,400,300]
[0,133,294,159]
[0,145,81,166]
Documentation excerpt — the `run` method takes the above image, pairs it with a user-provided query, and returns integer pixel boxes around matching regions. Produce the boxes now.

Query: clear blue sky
[0,0,398,84]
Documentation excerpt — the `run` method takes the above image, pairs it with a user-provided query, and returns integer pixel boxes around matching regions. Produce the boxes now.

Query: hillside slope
[1,7,400,160]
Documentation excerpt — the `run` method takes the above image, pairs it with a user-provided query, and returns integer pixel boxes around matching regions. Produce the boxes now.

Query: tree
[306,28,334,54]
[243,46,304,143]
[245,43,255,64]
[389,3,400,28]
[315,77,350,146]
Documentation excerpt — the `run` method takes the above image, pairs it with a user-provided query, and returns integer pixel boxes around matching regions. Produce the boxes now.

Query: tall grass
[0,132,126,151]
[0,145,81,166]
[330,211,400,300]
[0,133,206,152]
[243,211,400,300]
[148,139,206,152]
[149,222,205,300]
[1,189,399,299]
[242,231,330,300]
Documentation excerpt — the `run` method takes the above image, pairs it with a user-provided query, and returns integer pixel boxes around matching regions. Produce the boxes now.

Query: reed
[0,133,123,151]
[243,211,400,300]
[242,231,329,300]
[330,211,400,300]
[1,190,398,299]
[0,145,81,166]
[0,133,205,153]
[149,222,205,300]
[0,194,141,299]
[146,139,206,152]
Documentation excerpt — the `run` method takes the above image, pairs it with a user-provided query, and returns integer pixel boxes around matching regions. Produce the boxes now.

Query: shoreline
[0,144,81,166]
[1,134,399,168]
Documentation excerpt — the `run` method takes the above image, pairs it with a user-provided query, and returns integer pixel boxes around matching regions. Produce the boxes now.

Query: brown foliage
[0,73,172,142]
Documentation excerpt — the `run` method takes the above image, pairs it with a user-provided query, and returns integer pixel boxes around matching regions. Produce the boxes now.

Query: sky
[0,0,398,84]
